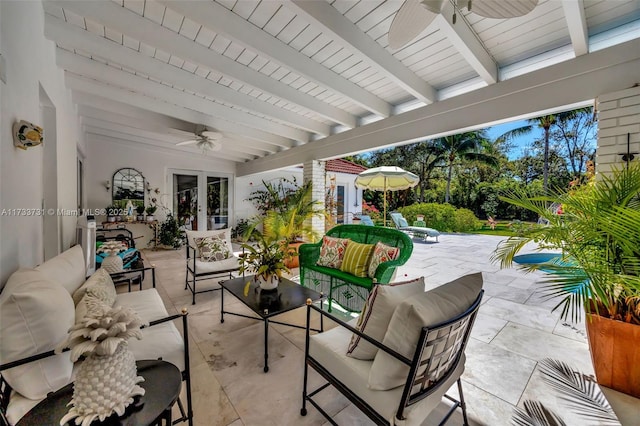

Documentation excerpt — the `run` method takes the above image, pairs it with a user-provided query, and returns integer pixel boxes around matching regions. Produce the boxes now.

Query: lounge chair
[390,212,440,242]
[359,215,375,226]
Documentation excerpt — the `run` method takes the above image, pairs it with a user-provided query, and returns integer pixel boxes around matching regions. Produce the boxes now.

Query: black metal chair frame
[0,269,194,426]
[301,291,483,426]
[184,244,240,305]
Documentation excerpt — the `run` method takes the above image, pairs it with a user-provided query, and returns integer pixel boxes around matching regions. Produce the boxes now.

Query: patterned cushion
[72,268,113,305]
[316,236,350,269]
[368,242,401,278]
[340,242,374,277]
[347,277,425,360]
[194,236,231,262]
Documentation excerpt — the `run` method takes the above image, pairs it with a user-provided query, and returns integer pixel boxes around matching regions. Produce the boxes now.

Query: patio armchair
[185,228,241,305]
[301,273,484,425]
[390,212,440,242]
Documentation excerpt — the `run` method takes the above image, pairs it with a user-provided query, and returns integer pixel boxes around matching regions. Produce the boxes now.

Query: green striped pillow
[340,241,375,277]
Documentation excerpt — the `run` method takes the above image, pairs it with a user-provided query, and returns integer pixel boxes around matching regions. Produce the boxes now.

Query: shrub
[397,203,480,233]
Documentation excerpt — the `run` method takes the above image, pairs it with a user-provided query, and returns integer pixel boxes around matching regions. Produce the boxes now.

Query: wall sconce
[104,181,111,192]
[146,181,151,193]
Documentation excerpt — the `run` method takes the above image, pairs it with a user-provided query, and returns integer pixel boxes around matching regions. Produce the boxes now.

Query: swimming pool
[513,253,565,273]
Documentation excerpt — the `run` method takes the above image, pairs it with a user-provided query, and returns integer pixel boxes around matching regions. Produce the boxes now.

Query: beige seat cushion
[369,273,483,390]
[0,269,75,400]
[114,289,185,371]
[189,256,240,274]
[310,320,464,426]
[347,277,425,360]
[35,245,86,294]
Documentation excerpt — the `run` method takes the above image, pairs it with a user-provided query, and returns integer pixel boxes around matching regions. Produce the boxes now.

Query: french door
[170,170,232,231]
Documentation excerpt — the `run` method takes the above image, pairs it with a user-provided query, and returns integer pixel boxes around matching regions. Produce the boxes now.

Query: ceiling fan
[176,128,223,152]
[388,0,539,50]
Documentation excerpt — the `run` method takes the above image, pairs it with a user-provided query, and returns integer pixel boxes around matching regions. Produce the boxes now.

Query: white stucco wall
[85,136,236,223]
[1,1,81,285]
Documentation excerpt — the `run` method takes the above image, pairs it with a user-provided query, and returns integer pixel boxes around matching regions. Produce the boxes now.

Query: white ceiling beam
[80,117,187,144]
[285,0,436,104]
[73,94,196,134]
[562,0,589,56]
[87,133,252,163]
[86,126,267,159]
[57,50,300,145]
[49,0,356,128]
[158,0,391,117]
[237,39,640,175]
[65,73,286,151]
[44,16,330,137]
[77,105,194,136]
[435,2,497,85]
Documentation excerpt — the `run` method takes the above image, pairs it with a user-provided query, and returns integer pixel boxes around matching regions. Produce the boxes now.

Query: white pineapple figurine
[57,302,147,426]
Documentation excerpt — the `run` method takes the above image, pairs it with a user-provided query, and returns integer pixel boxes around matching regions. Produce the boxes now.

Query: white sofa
[0,245,192,425]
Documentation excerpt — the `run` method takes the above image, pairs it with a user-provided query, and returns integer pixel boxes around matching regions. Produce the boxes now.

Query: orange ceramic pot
[586,313,640,398]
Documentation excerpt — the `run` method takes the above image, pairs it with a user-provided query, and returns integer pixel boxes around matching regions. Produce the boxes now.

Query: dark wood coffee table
[220,275,324,372]
[17,360,181,426]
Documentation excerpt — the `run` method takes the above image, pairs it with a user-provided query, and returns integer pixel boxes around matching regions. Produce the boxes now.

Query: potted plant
[248,179,325,268]
[135,205,145,222]
[238,232,290,290]
[492,163,640,398]
[145,205,157,222]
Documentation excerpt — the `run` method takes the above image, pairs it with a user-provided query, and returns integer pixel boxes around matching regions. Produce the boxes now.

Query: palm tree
[432,131,498,203]
[499,109,587,194]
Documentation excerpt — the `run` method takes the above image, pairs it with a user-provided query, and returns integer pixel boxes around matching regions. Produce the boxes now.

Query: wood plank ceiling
[43,0,640,165]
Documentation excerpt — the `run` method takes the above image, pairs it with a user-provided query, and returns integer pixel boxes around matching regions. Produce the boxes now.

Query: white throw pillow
[0,269,75,399]
[72,268,115,305]
[368,273,483,391]
[346,277,425,360]
[34,245,86,294]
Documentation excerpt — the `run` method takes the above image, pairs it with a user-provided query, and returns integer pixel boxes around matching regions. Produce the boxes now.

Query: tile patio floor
[139,233,639,426]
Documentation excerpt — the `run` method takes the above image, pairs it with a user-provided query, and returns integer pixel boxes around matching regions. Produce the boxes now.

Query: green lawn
[468,220,532,237]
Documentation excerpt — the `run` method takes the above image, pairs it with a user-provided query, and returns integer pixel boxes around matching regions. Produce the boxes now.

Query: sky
[484,119,544,160]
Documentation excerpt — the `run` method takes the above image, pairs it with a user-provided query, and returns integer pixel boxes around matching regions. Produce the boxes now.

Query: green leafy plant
[135,205,145,215]
[158,213,184,249]
[492,164,640,323]
[145,205,157,215]
[238,232,290,281]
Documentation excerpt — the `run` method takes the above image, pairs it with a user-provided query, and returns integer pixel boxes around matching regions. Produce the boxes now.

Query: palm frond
[512,400,566,426]
[538,359,619,425]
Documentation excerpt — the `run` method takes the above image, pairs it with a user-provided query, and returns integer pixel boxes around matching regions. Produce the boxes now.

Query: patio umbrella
[355,166,419,227]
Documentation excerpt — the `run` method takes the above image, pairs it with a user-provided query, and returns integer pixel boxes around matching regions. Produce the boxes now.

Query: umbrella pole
[383,177,387,227]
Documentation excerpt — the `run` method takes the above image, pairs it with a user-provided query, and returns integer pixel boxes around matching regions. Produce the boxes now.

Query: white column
[596,86,640,176]
[303,160,325,241]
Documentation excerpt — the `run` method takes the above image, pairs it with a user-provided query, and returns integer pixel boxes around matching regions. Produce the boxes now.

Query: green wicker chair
[299,225,413,312]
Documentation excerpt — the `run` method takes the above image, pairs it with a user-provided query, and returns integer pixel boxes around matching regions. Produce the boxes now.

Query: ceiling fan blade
[176,140,198,146]
[388,0,439,50]
[200,131,222,139]
[471,0,538,19]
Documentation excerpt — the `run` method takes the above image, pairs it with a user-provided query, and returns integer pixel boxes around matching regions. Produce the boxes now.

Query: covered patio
[1,1,640,425]
[142,234,638,425]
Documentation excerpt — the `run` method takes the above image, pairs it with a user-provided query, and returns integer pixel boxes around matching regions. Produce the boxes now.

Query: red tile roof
[326,159,368,175]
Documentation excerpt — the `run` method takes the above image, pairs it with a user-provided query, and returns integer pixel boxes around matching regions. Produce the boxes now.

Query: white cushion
[369,273,483,391]
[347,277,425,360]
[189,256,240,274]
[72,268,116,307]
[0,269,75,400]
[6,390,41,426]
[186,228,233,255]
[310,320,464,426]
[34,245,86,294]
[114,289,185,371]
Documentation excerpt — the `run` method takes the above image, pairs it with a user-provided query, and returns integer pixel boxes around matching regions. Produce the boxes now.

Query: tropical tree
[431,131,499,203]
[499,108,588,194]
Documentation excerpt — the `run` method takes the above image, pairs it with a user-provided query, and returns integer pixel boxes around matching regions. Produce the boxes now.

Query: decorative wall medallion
[13,120,44,150]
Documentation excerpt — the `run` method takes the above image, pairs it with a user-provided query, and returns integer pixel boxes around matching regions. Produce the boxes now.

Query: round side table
[17,360,181,426]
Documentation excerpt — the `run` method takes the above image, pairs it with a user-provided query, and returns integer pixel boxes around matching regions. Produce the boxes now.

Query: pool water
[513,253,570,273]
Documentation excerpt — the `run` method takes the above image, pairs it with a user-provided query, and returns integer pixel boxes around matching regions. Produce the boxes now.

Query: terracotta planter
[585,313,640,398]
[284,242,303,269]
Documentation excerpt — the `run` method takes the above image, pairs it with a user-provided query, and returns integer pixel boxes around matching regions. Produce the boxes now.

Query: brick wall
[596,86,640,176]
